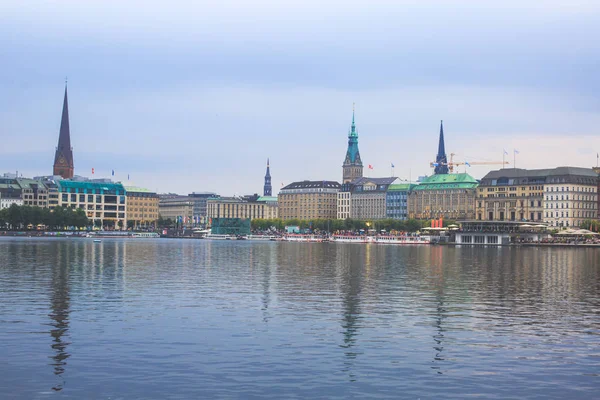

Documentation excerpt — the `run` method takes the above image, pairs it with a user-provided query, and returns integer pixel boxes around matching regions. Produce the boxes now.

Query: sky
[1,0,599,196]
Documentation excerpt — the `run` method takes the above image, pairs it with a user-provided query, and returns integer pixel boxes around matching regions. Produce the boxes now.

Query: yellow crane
[430,153,509,173]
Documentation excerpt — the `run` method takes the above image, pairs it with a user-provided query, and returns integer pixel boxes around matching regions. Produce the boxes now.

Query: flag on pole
[92,168,95,175]
[112,170,115,176]
[514,149,520,154]
[391,163,395,168]
[465,161,471,167]
[503,149,508,155]
[432,162,439,166]
[128,174,130,181]
[368,164,373,169]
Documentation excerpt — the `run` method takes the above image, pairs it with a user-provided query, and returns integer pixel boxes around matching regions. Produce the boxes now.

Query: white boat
[331,235,374,244]
[246,235,279,241]
[204,233,238,240]
[284,234,327,242]
[375,235,432,245]
[131,232,160,238]
[93,239,102,243]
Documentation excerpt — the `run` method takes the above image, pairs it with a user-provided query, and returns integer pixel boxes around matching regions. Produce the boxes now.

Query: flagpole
[514,150,516,169]
[502,151,505,169]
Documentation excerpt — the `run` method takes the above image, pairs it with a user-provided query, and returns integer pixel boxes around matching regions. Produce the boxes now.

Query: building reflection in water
[337,244,370,381]
[48,242,72,392]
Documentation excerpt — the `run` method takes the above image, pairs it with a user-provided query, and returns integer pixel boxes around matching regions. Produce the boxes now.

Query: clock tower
[342,106,363,183]
[53,83,74,179]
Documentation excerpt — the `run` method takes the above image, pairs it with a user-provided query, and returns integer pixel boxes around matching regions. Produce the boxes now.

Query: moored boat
[374,235,432,245]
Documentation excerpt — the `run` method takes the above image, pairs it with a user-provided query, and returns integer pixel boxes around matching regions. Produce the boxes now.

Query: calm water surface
[0,237,599,399]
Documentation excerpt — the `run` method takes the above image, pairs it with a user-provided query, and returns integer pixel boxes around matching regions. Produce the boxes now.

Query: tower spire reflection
[48,244,71,391]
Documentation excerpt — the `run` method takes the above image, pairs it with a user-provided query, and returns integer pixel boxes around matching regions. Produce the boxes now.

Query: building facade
[53,84,75,179]
[207,195,278,220]
[386,183,415,220]
[0,177,23,208]
[125,187,159,228]
[279,180,340,220]
[351,177,397,220]
[189,192,218,225]
[17,178,49,208]
[477,167,598,228]
[0,194,24,210]
[55,180,127,229]
[542,167,597,228]
[342,109,363,183]
[337,190,351,219]
[477,169,546,223]
[158,195,195,226]
[408,173,478,220]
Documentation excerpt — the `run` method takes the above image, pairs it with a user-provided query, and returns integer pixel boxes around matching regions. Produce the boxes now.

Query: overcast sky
[1,0,599,195]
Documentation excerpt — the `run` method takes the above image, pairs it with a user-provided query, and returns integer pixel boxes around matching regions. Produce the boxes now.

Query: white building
[543,167,598,228]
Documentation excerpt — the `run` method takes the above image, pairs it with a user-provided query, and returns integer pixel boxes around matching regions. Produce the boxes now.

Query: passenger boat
[375,235,431,245]
[331,235,374,244]
[204,233,238,240]
[284,234,327,242]
[131,232,160,238]
[246,235,279,241]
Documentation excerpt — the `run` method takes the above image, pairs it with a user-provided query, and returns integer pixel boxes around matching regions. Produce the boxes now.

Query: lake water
[0,237,599,399]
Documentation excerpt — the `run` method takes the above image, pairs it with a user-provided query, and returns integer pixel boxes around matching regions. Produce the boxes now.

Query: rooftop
[413,173,478,191]
[482,167,598,180]
[282,180,341,190]
[387,183,418,191]
[350,177,398,186]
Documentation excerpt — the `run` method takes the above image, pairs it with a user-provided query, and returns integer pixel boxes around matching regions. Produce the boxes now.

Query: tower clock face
[58,155,66,165]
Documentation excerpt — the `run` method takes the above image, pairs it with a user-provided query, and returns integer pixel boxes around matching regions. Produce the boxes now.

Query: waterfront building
[125,187,159,229]
[17,178,49,208]
[189,192,219,224]
[55,180,127,229]
[52,84,75,179]
[263,159,272,196]
[386,183,417,220]
[542,167,597,228]
[279,180,340,220]
[0,177,23,209]
[158,194,195,226]
[476,169,546,223]
[477,167,598,228]
[342,108,363,183]
[210,218,251,236]
[455,221,549,245]
[206,195,278,220]
[408,173,478,220]
[345,177,398,220]
[0,193,24,210]
[337,190,351,220]
[433,121,449,175]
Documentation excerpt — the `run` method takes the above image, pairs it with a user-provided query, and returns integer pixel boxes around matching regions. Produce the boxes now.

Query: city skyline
[2,1,599,195]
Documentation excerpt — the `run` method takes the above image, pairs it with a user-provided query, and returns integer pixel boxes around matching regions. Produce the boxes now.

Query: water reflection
[48,243,71,392]
[1,238,599,399]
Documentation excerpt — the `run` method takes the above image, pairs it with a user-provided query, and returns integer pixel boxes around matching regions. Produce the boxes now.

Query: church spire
[263,158,272,196]
[53,83,75,179]
[434,120,449,175]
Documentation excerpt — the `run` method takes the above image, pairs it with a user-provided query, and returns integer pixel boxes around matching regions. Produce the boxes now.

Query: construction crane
[430,153,509,173]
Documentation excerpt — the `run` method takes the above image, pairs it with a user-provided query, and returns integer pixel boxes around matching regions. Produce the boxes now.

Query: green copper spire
[350,102,357,137]
[344,104,361,164]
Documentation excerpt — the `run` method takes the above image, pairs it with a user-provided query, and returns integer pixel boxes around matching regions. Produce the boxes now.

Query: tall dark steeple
[434,120,449,175]
[342,104,363,183]
[53,83,74,179]
[263,158,272,196]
